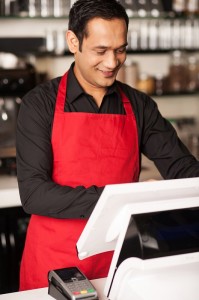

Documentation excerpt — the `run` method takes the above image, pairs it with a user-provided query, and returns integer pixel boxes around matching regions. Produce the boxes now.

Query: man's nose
[104,52,118,69]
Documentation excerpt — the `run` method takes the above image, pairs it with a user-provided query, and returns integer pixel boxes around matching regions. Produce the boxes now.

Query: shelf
[0,147,16,158]
[1,48,198,57]
[1,13,199,20]
[152,91,199,97]
[1,13,199,56]
[126,49,199,54]
[0,15,69,20]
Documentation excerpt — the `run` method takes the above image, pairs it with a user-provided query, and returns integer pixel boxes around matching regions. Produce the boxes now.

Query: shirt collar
[66,62,119,104]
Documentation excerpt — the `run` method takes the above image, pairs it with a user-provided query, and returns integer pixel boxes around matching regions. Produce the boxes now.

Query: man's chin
[98,77,116,87]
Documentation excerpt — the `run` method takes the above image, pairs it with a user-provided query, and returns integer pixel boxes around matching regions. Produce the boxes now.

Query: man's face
[73,18,128,92]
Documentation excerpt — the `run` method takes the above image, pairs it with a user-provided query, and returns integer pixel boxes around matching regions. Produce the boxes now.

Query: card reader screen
[54,267,86,283]
[117,207,199,265]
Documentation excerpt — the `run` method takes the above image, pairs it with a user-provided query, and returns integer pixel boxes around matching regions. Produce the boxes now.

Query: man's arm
[140,93,199,179]
[16,85,103,219]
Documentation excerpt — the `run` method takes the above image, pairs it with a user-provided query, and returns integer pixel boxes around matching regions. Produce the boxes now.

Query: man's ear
[66,30,79,54]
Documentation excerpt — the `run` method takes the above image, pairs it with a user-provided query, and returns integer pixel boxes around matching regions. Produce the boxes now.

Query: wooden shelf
[0,147,16,158]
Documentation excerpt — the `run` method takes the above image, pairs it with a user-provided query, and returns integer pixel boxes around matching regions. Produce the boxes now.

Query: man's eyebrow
[93,46,108,50]
[93,43,128,50]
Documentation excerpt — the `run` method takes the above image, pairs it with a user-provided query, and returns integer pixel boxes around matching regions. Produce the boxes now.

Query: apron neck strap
[119,87,134,115]
[55,71,68,112]
[56,72,133,115]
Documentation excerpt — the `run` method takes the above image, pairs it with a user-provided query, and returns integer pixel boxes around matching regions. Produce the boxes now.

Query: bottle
[193,19,199,49]
[54,30,66,55]
[28,0,36,16]
[137,73,155,95]
[128,22,139,50]
[168,50,188,93]
[186,55,198,92]
[121,0,138,17]
[184,19,194,49]
[171,19,181,50]
[158,20,171,50]
[172,0,186,16]
[136,0,150,17]
[18,0,29,16]
[148,20,158,50]
[186,0,199,15]
[45,30,56,52]
[154,73,164,95]
[124,61,139,89]
[149,0,164,17]
[140,20,148,50]
[53,0,69,16]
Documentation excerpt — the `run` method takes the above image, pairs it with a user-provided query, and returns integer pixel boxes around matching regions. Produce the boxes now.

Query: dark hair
[68,0,129,51]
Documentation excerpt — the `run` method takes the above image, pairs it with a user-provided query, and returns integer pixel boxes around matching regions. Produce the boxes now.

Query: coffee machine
[0,55,40,175]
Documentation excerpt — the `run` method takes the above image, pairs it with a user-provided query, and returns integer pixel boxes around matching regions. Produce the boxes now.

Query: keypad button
[73,291,80,295]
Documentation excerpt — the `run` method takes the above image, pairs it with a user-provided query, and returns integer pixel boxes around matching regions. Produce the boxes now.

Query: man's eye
[96,51,106,55]
[116,47,126,54]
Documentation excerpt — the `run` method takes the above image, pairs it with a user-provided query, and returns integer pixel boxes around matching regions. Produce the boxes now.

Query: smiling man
[67,17,128,106]
[16,0,199,291]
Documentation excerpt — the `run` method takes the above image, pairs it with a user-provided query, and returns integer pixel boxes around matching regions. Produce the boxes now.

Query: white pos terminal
[77,177,199,300]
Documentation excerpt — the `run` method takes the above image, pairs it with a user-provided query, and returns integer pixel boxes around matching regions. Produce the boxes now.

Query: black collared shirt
[65,66,125,114]
[16,63,199,219]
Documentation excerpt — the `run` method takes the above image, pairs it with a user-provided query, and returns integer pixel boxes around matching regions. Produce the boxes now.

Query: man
[16,0,199,291]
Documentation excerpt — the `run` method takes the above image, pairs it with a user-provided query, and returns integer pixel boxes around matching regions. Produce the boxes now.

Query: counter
[0,175,20,208]
[0,155,162,209]
[0,278,107,300]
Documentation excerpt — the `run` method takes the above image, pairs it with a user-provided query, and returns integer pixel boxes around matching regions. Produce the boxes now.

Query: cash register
[77,177,199,300]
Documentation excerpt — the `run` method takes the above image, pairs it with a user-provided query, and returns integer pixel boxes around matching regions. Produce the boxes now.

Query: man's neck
[73,65,108,108]
[89,89,106,108]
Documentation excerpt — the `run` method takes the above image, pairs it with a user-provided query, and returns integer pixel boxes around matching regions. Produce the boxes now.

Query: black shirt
[16,63,199,219]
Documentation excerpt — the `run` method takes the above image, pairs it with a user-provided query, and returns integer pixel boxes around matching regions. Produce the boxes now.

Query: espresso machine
[0,53,39,175]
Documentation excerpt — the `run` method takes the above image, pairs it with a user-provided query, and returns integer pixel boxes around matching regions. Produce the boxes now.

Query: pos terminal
[77,177,199,300]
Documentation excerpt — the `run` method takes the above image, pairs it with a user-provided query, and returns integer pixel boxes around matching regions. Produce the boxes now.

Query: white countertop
[0,278,107,300]
[0,156,162,209]
[0,175,21,208]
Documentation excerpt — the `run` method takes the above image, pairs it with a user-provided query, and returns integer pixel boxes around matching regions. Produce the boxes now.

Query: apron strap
[119,87,134,115]
[55,71,68,112]
[55,72,134,116]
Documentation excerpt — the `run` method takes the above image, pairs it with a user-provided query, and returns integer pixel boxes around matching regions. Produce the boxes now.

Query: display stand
[77,177,199,300]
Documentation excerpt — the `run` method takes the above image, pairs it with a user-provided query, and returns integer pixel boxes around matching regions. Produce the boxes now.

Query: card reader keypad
[67,279,95,295]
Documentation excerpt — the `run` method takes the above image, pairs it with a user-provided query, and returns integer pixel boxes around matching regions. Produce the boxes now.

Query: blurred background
[0,0,199,294]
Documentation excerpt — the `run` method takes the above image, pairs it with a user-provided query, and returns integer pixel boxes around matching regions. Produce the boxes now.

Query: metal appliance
[0,58,39,174]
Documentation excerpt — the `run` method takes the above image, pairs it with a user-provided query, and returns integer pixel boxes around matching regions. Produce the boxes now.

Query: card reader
[48,267,98,300]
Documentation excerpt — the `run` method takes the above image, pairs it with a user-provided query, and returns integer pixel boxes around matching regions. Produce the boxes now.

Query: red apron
[20,71,139,290]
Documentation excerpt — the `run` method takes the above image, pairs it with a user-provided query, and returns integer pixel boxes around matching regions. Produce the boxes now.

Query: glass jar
[124,61,139,89]
[187,55,198,92]
[173,0,186,16]
[168,50,188,93]
[154,73,164,95]
[186,0,199,15]
[137,73,155,95]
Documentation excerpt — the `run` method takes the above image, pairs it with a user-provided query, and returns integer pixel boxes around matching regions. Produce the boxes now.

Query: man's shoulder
[28,77,61,95]
[24,76,60,100]
[116,80,153,104]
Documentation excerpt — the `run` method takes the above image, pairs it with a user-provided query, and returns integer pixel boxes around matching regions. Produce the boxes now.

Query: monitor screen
[116,207,199,267]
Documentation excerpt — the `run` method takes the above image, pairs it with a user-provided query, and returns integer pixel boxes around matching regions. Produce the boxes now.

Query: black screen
[55,267,85,283]
[117,207,199,267]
